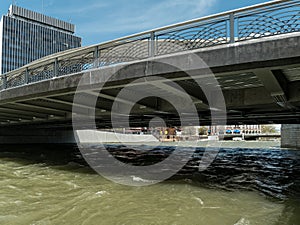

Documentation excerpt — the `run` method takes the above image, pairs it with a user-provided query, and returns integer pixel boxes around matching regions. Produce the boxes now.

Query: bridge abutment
[0,128,76,144]
[281,124,300,149]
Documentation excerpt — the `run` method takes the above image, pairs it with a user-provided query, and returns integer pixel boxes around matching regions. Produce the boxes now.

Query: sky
[0,0,273,46]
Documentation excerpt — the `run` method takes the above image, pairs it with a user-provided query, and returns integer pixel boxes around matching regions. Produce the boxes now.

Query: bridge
[0,0,299,148]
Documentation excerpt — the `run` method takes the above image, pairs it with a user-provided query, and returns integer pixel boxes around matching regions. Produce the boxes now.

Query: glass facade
[0,5,81,74]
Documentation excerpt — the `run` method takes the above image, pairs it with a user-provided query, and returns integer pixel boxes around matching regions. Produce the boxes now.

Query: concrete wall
[281,124,300,149]
[0,129,159,144]
[75,130,159,144]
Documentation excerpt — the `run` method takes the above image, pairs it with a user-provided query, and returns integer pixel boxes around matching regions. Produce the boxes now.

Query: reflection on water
[0,144,299,225]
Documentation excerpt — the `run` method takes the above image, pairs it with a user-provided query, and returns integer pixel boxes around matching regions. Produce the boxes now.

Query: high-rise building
[0,5,81,74]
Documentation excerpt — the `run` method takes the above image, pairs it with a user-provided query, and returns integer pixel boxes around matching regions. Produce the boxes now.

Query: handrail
[1,0,299,90]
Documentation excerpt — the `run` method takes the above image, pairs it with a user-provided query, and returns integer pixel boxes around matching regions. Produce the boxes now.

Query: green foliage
[198,126,208,135]
[261,125,276,133]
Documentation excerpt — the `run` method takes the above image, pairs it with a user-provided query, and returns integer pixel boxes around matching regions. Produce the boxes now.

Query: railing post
[25,67,29,84]
[2,74,7,89]
[93,46,99,68]
[229,13,235,43]
[149,31,155,57]
[54,58,59,77]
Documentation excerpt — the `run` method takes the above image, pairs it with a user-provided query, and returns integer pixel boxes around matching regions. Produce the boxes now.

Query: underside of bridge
[0,34,299,147]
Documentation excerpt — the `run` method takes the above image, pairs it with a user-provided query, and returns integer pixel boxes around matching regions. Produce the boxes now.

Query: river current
[0,142,299,225]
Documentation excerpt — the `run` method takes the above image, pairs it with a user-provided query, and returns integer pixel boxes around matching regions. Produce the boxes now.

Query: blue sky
[0,0,272,46]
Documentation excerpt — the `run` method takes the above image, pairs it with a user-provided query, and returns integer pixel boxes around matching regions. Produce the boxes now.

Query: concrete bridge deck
[0,33,299,128]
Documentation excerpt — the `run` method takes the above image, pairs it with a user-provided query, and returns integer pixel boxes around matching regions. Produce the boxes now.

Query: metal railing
[1,0,299,90]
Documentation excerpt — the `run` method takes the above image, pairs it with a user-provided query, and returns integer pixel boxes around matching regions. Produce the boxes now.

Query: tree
[261,125,276,133]
[198,126,208,135]
[182,126,198,136]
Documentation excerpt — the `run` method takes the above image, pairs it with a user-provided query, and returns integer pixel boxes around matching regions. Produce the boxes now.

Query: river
[0,142,299,225]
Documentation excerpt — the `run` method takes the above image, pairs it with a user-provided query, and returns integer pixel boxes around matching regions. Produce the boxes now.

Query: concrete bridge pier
[281,125,300,149]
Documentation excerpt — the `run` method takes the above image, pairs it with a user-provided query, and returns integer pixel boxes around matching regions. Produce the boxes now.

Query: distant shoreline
[101,140,282,149]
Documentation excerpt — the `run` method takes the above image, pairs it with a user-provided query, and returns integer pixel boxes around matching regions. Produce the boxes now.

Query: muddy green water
[0,144,299,225]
